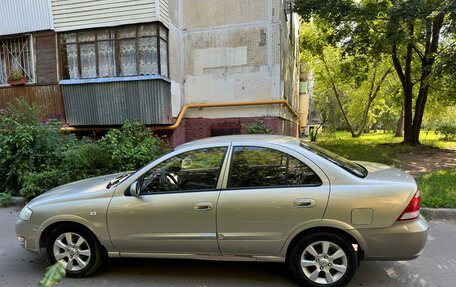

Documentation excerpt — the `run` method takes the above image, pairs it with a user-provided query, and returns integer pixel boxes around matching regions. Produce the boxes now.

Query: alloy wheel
[300,240,348,285]
[52,232,92,271]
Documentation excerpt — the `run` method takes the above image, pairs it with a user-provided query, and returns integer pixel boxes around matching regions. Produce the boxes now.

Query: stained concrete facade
[166,0,301,145]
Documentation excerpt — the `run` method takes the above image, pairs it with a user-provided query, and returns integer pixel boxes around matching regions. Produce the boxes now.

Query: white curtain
[139,37,158,75]
[160,40,168,77]
[66,44,79,79]
[119,40,137,76]
[98,41,116,77]
[80,44,97,78]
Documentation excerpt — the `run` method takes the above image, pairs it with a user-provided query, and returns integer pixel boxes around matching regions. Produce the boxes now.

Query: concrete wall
[165,0,300,122]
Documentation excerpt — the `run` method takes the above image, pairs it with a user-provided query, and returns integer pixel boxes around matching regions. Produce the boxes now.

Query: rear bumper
[358,214,429,260]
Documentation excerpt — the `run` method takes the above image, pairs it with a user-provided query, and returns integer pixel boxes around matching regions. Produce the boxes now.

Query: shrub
[436,123,456,141]
[0,192,12,206]
[100,120,169,171]
[0,101,67,194]
[1,101,169,200]
[242,120,273,134]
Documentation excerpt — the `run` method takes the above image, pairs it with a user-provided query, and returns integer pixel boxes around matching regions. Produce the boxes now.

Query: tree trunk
[328,96,336,133]
[321,57,356,137]
[354,67,391,137]
[408,12,445,144]
[391,22,415,144]
[395,109,404,137]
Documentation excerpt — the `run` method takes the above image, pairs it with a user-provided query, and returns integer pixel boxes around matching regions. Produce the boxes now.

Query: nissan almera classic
[16,135,428,287]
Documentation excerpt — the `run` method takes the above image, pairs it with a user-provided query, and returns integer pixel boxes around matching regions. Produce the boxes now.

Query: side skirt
[107,251,284,262]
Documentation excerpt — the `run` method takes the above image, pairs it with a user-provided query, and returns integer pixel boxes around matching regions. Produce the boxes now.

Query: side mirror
[128,181,141,197]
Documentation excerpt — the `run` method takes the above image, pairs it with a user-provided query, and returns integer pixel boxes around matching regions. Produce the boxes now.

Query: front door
[107,146,228,254]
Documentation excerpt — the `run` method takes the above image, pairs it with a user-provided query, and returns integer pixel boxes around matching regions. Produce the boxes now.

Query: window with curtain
[0,35,35,85]
[60,23,168,80]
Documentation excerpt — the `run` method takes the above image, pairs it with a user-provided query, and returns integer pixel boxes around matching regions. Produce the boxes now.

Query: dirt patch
[396,147,456,177]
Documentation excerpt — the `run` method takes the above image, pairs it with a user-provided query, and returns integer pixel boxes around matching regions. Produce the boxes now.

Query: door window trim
[225,145,323,191]
[136,146,229,196]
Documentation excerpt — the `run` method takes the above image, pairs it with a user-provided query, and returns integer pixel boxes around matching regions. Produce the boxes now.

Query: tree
[296,0,456,144]
[300,23,393,137]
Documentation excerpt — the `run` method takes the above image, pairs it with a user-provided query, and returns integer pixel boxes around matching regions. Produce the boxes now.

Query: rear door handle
[294,198,316,208]
[194,202,213,211]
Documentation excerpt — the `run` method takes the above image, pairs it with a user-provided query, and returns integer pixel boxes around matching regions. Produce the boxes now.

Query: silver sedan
[16,135,428,287]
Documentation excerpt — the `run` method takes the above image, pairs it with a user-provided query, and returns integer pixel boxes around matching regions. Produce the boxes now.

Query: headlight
[19,206,33,221]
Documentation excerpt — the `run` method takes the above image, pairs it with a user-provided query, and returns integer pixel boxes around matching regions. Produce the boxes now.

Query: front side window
[228,146,322,189]
[140,147,227,194]
[60,23,168,80]
[0,35,34,85]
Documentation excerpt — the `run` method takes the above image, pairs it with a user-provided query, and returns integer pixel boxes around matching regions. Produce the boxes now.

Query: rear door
[216,143,330,256]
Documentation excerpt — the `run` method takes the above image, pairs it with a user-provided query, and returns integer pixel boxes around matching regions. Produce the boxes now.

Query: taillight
[397,189,421,221]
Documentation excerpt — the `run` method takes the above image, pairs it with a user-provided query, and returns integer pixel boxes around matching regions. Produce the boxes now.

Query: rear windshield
[300,141,368,178]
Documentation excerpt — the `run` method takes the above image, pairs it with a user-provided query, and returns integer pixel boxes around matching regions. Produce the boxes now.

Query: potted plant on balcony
[7,69,27,86]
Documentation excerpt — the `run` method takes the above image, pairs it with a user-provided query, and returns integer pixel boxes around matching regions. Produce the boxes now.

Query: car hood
[356,161,416,185]
[28,172,126,208]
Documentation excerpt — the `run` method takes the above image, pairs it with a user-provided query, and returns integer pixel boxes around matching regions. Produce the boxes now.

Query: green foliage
[0,101,67,194]
[38,261,66,287]
[418,170,456,208]
[0,101,169,200]
[300,22,396,137]
[296,0,456,143]
[436,123,456,141]
[309,128,318,142]
[242,120,273,134]
[100,121,168,171]
[316,132,413,165]
[0,192,12,206]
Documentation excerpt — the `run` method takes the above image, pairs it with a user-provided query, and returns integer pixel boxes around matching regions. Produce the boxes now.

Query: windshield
[300,141,368,178]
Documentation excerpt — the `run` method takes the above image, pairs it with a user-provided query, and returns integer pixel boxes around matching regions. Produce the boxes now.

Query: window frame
[58,22,169,81]
[137,146,229,196]
[0,34,35,86]
[226,145,323,190]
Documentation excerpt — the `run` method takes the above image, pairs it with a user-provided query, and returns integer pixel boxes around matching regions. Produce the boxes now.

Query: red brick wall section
[158,116,299,148]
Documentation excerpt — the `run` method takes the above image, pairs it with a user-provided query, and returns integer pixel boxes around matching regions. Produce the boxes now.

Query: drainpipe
[60,100,299,132]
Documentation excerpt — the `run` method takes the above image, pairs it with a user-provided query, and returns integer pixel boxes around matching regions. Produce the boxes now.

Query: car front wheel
[46,225,103,277]
[288,232,357,287]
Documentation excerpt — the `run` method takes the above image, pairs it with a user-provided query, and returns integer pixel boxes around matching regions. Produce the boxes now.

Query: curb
[421,208,456,220]
[11,196,26,205]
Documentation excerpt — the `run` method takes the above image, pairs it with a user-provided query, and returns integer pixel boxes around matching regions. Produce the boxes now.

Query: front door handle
[294,198,317,208]
[194,202,213,211]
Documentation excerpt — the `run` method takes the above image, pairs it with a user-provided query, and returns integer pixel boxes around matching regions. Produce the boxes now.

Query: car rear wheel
[288,232,357,287]
[46,225,103,277]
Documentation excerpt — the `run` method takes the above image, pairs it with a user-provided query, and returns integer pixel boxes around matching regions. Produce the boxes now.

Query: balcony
[60,75,172,126]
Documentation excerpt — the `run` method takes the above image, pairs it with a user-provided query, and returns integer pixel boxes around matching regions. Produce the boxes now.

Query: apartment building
[0,0,304,146]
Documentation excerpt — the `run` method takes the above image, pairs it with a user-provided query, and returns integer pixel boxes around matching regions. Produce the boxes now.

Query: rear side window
[228,146,322,189]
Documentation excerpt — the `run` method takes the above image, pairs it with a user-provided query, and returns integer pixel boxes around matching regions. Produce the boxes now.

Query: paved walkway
[397,148,456,176]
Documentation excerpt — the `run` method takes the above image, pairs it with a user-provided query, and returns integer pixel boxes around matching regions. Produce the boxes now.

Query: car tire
[288,232,358,287]
[46,225,103,277]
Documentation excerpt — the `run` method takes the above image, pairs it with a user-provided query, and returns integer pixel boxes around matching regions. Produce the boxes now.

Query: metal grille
[0,35,35,85]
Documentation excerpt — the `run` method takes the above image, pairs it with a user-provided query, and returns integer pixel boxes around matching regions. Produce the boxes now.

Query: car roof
[175,134,301,150]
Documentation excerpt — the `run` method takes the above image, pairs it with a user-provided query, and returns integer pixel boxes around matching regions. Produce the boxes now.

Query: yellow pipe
[61,100,299,132]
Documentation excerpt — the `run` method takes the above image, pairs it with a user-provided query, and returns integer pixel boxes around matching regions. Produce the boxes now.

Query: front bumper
[15,218,41,255]
[358,214,429,260]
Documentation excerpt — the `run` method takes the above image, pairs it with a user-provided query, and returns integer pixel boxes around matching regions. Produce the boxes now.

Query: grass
[313,131,456,208]
[315,132,413,165]
[417,170,456,208]
[314,131,455,165]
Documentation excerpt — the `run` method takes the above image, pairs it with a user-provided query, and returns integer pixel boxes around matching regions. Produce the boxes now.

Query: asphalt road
[1,206,455,287]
